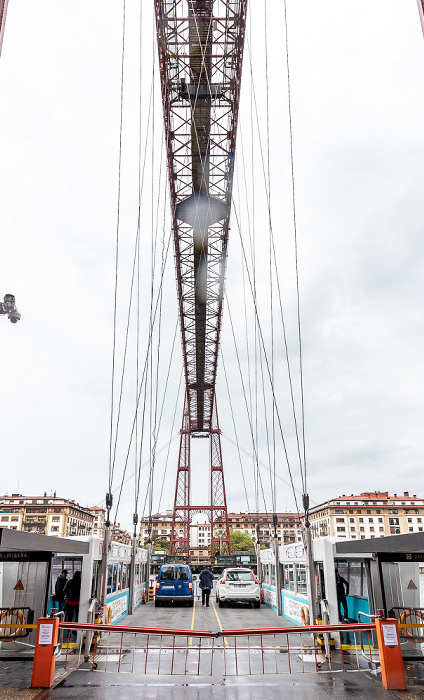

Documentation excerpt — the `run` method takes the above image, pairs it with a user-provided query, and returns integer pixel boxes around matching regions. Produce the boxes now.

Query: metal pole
[0,0,10,58]
[417,0,424,38]
[303,494,317,625]
[273,515,282,616]
[99,493,112,620]
[256,523,262,583]
[128,536,137,615]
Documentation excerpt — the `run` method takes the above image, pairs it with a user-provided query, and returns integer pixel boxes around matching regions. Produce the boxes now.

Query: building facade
[0,494,94,537]
[139,511,302,549]
[88,506,106,539]
[309,491,424,540]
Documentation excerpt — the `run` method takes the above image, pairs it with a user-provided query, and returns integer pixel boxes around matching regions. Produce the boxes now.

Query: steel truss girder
[155,0,247,434]
[169,395,231,556]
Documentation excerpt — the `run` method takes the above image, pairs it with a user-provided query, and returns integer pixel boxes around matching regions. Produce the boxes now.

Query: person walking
[53,569,68,613]
[199,566,214,607]
[64,571,81,638]
[335,568,349,622]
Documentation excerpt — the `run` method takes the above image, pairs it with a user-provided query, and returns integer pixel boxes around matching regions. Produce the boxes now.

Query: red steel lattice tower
[155,0,248,555]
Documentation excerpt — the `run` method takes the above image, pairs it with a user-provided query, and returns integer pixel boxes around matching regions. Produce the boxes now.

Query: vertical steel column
[169,396,191,555]
[0,0,9,57]
[210,398,231,556]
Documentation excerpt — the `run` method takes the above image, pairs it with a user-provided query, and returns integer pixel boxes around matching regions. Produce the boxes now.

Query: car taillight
[254,577,259,584]
[188,582,193,590]
[156,581,160,589]
[220,578,225,584]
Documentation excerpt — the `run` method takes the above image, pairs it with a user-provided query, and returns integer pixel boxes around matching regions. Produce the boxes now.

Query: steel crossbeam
[155,0,247,434]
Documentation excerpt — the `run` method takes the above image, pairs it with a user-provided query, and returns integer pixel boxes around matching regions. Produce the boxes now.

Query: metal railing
[57,621,379,677]
[0,607,35,641]
[390,607,424,645]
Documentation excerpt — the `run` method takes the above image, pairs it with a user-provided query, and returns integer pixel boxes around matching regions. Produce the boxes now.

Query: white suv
[215,568,261,608]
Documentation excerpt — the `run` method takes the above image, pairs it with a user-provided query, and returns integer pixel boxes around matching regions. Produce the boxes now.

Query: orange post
[375,618,406,691]
[31,616,59,688]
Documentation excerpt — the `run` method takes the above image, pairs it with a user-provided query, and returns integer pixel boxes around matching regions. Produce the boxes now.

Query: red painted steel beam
[155,0,248,435]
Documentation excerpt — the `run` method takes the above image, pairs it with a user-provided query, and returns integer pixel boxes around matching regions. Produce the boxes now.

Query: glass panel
[283,564,295,591]
[296,564,307,595]
[271,565,276,586]
[227,570,254,582]
[362,564,368,598]
[121,563,128,590]
[107,564,113,594]
[160,566,189,581]
[349,561,362,596]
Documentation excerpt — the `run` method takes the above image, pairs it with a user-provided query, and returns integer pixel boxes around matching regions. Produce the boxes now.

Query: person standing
[199,566,214,607]
[335,568,349,622]
[63,571,81,638]
[53,569,68,613]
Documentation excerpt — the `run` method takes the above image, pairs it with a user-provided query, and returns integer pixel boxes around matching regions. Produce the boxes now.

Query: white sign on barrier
[382,624,398,646]
[39,624,53,645]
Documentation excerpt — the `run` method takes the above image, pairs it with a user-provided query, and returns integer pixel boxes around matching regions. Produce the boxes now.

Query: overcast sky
[1,1,423,532]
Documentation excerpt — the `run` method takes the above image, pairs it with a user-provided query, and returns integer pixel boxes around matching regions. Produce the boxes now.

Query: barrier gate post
[31,616,59,688]
[375,618,406,691]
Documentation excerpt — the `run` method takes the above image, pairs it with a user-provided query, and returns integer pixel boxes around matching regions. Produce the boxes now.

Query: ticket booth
[0,528,88,657]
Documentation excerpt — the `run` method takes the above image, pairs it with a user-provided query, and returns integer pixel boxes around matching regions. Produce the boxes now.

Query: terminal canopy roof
[0,527,89,555]
[336,532,424,562]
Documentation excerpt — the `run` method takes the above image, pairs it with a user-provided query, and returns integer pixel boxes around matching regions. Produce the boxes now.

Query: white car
[215,568,261,608]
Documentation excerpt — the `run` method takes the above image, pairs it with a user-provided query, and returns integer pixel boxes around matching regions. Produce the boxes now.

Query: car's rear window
[160,566,189,581]
[226,571,254,582]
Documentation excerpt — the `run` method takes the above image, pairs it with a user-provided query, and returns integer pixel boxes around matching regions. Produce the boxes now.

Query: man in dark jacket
[199,566,214,607]
[335,568,349,622]
[64,571,81,638]
[53,569,68,612]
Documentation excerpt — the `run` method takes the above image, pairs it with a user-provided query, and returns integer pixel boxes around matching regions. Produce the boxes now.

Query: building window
[360,527,365,532]
[359,518,364,523]
[336,527,346,532]
[51,526,59,531]
[349,518,354,522]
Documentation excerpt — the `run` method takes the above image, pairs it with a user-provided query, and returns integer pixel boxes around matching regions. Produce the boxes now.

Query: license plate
[162,585,174,589]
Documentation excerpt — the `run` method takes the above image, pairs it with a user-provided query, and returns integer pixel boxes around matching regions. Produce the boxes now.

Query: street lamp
[0,294,21,323]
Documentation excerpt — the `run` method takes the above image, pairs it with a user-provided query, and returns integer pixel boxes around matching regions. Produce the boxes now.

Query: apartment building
[139,512,174,546]
[309,491,424,540]
[139,511,302,548]
[88,506,106,539]
[0,494,94,537]
[227,512,302,546]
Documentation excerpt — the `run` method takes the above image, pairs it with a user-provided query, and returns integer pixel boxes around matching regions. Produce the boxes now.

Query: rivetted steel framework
[155,0,247,554]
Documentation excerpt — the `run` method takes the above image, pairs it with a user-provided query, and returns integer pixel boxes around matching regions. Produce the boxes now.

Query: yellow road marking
[189,599,196,646]
[211,600,229,647]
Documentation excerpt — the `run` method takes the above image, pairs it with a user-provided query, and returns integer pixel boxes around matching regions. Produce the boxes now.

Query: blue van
[155,564,194,607]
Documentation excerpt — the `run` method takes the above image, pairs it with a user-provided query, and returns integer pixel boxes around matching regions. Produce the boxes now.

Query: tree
[149,537,170,553]
[229,530,255,552]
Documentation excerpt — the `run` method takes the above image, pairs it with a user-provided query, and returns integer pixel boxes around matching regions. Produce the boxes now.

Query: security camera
[8,310,21,324]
